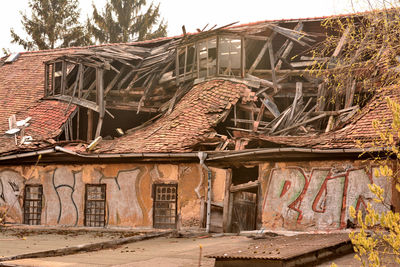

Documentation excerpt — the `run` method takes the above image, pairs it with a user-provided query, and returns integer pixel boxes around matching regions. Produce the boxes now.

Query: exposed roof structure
[0,12,396,161]
[97,79,248,153]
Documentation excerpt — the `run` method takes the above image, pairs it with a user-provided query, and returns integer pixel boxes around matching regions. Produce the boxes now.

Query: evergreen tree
[10,0,92,51]
[89,0,167,43]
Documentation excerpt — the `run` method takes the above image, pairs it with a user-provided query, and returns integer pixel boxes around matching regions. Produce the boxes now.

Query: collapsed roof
[0,12,395,159]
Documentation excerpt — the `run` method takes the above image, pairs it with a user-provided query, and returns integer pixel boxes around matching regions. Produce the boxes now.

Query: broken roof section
[97,79,248,153]
[0,12,389,158]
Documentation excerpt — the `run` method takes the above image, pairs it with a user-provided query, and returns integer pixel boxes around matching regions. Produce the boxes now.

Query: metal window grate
[23,185,43,225]
[153,184,177,229]
[84,184,106,227]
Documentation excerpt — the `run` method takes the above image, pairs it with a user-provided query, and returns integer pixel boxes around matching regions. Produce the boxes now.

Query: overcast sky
[0,0,379,56]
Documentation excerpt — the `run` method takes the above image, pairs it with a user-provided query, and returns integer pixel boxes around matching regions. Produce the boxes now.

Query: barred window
[84,184,106,227]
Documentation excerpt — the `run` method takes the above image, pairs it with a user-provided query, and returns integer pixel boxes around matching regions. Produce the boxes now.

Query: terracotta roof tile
[0,50,79,154]
[19,100,76,140]
[0,49,78,133]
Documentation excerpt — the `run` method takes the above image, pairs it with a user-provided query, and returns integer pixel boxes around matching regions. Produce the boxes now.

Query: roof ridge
[11,9,384,56]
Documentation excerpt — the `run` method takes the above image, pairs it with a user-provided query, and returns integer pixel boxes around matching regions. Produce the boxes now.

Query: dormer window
[177,35,243,81]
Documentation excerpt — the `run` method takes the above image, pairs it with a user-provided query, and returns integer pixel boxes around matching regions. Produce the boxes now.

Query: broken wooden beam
[275,22,303,71]
[267,24,313,47]
[345,79,356,108]
[267,40,278,93]
[332,27,350,58]
[288,82,303,122]
[273,113,327,135]
[246,73,281,90]
[104,66,128,96]
[47,95,99,112]
[248,39,270,74]
[261,97,280,118]
[230,181,260,193]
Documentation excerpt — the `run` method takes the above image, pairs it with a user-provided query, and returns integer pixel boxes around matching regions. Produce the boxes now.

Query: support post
[198,152,212,233]
[87,109,93,142]
[51,63,55,95]
[44,64,49,97]
[76,107,80,140]
[241,36,245,78]
[223,169,232,232]
[95,68,104,138]
[175,48,180,85]
[206,169,212,232]
[216,36,220,76]
[78,64,84,98]
[61,60,67,95]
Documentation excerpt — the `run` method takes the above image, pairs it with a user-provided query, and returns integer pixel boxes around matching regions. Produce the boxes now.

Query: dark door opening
[230,166,259,232]
[153,184,177,229]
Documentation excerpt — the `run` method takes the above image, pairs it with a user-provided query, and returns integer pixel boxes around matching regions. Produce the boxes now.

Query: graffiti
[51,168,82,226]
[0,170,25,222]
[0,163,199,228]
[97,169,121,190]
[263,166,391,229]
[94,167,146,226]
[48,167,146,227]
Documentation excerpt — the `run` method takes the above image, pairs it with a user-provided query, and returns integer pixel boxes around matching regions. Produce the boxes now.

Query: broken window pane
[198,38,217,78]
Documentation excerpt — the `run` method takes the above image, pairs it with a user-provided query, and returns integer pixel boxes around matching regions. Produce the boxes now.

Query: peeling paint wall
[0,163,211,229]
[260,160,394,230]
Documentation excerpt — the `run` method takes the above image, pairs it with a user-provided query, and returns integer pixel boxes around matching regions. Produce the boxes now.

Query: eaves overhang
[0,146,389,165]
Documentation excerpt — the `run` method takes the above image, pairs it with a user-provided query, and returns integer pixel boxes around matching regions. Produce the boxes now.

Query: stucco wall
[260,160,395,230]
[0,163,220,229]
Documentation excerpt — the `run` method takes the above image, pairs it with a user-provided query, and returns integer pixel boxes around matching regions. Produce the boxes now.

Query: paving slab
[3,236,252,266]
[0,232,116,258]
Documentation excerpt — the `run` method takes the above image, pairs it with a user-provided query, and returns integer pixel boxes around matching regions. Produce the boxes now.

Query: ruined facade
[0,14,399,232]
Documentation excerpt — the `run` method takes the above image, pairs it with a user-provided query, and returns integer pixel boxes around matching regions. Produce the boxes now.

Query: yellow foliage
[312,2,400,266]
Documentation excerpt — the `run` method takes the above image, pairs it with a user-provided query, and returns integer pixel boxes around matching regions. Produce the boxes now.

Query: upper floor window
[177,35,243,81]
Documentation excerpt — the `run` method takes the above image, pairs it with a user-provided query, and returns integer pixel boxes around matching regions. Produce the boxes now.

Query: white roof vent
[5,53,20,63]
[5,128,20,135]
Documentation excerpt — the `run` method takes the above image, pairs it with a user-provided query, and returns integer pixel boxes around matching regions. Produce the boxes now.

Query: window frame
[84,184,107,227]
[152,183,178,229]
[23,184,43,225]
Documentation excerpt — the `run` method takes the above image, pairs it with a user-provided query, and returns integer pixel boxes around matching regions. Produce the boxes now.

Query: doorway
[229,166,259,232]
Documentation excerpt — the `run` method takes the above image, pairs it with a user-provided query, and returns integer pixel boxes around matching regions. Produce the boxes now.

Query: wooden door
[231,191,257,232]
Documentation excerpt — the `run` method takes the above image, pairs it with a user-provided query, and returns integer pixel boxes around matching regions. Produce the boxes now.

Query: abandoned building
[0,13,398,233]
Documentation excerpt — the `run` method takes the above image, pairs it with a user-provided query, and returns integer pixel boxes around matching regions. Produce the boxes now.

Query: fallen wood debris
[23,16,368,152]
